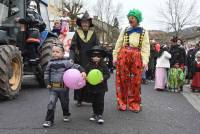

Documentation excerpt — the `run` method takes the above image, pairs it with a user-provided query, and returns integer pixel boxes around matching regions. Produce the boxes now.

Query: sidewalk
[182,84,200,113]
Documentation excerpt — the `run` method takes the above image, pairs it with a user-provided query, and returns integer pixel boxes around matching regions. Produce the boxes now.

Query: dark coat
[105,50,113,69]
[18,8,46,32]
[169,45,186,66]
[86,61,110,93]
[187,49,195,67]
[148,44,158,70]
[70,28,100,68]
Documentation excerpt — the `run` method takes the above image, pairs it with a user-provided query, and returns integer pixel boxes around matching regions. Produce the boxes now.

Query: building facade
[48,0,63,28]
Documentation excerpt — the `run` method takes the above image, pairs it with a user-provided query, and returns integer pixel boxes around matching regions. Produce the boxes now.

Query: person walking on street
[42,43,86,127]
[113,9,150,112]
[70,11,100,106]
[86,46,110,124]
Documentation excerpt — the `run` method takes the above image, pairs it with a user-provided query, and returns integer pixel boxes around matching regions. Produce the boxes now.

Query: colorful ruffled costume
[113,9,150,112]
[168,68,185,91]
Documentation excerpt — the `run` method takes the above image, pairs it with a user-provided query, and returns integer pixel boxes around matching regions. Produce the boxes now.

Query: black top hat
[76,11,94,27]
[87,46,107,57]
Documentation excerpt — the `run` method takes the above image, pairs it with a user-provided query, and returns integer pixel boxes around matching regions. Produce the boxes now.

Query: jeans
[45,89,70,122]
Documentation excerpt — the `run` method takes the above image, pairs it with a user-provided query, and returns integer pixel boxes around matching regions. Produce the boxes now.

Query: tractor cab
[0,0,58,99]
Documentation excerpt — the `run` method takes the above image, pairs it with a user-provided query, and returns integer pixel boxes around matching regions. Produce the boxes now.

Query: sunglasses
[91,53,102,58]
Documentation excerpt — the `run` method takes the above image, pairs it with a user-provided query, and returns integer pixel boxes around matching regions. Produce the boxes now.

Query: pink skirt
[155,68,167,89]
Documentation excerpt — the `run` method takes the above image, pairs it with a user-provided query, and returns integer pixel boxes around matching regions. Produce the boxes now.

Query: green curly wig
[127,9,143,23]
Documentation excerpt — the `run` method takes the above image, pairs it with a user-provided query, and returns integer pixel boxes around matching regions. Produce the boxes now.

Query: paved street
[0,73,200,134]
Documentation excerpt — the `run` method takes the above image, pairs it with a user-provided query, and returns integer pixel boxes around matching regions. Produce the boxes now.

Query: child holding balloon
[86,46,110,124]
[42,43,86,128]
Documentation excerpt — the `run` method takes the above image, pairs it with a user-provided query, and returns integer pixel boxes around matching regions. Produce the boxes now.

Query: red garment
[116,47,143,111]
[155,43,160,52]
[191,63,200,90]
[179,63,184,70]
[26,38,40,43]
[59,27,69,42]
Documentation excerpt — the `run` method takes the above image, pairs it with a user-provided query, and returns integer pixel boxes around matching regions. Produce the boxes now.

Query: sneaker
[89,114,97,121]
[76,101,82,107]
[29,58,39,62]
[175,89,179,93]
[42,121,52,128]
[156,88,163,91]
[97,115,104,124]
[179,87,183,92]
[63,116,71,122]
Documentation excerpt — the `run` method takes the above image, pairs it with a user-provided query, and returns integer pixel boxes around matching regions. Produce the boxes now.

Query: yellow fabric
[113,28,150,65]
[77,28,94,43]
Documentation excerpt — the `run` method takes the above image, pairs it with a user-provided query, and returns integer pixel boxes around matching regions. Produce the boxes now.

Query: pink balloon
[63,69,86,89]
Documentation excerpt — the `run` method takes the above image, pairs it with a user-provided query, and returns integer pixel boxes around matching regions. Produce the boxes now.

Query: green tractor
[0,0,58,99]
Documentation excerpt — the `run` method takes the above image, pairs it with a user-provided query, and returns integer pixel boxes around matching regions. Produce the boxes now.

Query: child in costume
[113,9,150,112]
[42,43,86,127]
[155,45,171,91]
[168,63,185,92]
[86,46,110,124]
[191,51,200,91]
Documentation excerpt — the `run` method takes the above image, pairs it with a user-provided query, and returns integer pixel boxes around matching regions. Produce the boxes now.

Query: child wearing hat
[191,51,200,91]
[42,43,86,127]
[86,45,110,124]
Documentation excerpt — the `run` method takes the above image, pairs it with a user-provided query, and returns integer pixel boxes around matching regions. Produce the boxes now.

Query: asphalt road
[0,73,200,134]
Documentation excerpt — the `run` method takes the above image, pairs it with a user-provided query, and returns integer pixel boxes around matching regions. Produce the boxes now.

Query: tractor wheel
[36,37,58,87]
[0,45,23,99]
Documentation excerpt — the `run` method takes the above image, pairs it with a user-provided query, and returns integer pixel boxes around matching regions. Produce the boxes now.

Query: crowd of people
[42,10,110,127]
[41,8,150,128]
[19,2,199,128]
[142,37,200,93]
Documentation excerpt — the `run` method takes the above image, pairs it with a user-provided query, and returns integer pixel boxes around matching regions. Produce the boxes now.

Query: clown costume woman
[113,9,150,112]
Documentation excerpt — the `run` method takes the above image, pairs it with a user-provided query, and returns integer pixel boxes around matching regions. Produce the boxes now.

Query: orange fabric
[116,47,142,111]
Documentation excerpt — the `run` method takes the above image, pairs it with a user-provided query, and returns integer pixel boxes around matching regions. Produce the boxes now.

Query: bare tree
[62,0,84,19]
[93,0,122,44]
[157,0,200,36]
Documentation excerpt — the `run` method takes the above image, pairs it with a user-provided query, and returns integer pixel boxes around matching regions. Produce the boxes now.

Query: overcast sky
[84,0,200,31]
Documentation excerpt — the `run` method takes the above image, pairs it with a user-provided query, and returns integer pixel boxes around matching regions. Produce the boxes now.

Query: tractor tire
[36,37,58,87]
[0,45,23,99]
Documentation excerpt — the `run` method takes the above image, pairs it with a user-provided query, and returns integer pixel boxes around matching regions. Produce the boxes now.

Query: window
[0,0,9,24]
